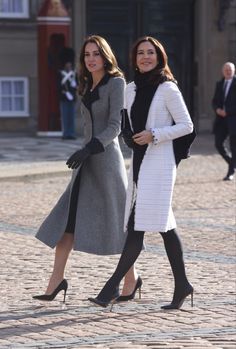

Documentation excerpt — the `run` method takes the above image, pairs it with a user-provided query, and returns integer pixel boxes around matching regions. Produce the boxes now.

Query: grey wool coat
[36,75,128,255]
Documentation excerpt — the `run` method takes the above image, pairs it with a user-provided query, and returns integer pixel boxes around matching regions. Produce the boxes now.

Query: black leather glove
[66,138,104,169]
[121,128,135,149]
[66,147,90,169]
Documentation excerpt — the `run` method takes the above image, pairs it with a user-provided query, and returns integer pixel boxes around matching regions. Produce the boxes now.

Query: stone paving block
[0,134,236,348]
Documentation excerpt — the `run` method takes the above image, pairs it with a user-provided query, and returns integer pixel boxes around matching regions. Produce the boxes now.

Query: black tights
[97,207,189,301]
[159,230,189,302]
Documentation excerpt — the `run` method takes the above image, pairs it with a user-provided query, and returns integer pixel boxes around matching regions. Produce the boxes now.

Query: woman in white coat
[89,36,194,310]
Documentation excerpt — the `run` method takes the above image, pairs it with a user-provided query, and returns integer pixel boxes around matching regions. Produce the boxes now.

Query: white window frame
[0,0,29,18]
[0,77,29,117]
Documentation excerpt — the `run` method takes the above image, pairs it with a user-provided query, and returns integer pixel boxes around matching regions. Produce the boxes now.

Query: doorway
[86,0,194,113]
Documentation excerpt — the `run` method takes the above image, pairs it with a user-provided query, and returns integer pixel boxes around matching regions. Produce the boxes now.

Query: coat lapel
[225,76,236,102]
[126,83,136,132]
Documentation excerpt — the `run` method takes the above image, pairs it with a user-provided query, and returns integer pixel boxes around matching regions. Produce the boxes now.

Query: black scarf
[131,70,159,183]
[131,70,159,133]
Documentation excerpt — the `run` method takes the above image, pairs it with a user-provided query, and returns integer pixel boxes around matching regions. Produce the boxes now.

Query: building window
[0,0,29,18]
[0,78,29,117]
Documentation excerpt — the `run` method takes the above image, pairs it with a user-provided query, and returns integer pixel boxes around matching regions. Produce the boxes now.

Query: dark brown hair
[131,36,175,84]
[78,35,124,95]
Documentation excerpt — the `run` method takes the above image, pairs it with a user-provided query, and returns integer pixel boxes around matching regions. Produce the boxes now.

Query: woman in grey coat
[33,35,136,302]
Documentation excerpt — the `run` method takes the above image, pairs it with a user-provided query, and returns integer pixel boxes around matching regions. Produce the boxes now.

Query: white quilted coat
[124,81,193,233]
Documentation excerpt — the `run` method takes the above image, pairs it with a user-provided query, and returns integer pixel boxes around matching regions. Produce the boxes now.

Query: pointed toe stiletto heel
[88,297,110,308]
[161,284,194,310]
[88,288,120,311]
[32,279,68,303]
[116,276,143,302]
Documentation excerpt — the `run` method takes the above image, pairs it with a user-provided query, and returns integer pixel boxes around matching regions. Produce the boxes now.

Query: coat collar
[82,74,111,109]
[220,75,236,85]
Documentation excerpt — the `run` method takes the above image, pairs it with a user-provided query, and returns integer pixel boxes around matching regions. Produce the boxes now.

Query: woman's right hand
[133,130,153,145]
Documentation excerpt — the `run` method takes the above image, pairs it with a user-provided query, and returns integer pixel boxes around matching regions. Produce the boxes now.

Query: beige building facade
[0,0,235,134]
[194,0,236,131]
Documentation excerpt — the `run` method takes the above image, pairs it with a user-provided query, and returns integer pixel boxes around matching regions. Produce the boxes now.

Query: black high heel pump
[161,284,194,310]
[88,287,120,310]
[32,279,68,303]
[116,276,142,302]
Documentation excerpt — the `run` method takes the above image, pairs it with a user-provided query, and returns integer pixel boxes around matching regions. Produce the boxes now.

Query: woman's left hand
[133,130,152,145]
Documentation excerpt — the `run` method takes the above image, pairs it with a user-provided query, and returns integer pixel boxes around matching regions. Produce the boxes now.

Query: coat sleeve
[151,82,193,143]
[95,77,126,147]
[212,81,223,112]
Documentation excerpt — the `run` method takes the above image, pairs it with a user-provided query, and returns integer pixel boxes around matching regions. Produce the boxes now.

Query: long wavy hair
[78,35,124,95]
[131,36,175,85]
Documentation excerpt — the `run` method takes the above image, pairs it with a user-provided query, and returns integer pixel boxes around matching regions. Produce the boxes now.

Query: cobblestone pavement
[0,134,235,349]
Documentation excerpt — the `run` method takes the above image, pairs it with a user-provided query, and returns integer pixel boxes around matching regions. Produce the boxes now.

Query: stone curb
[0,159,131,181]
